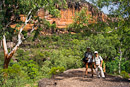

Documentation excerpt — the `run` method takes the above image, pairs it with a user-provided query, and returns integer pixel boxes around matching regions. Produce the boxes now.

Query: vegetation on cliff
[0,0,130,87]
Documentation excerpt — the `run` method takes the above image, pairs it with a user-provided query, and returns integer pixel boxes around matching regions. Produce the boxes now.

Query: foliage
[120,58,130,73]
[120,71,130,79]
[0,0,66,70]
[91,0,130,18]
[26,60,39,79]
[106,57,130,74]
[106,57,119,74]
[0,63,28,87]
[68,7,90,32]
[0,0,130,84]
[49,66,65,76]
[0,30,130,85]
[90,0,130,59]
[40,61,51,78]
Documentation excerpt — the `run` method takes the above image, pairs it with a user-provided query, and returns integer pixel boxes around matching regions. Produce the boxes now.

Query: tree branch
[22,24,38,41]
[7,9,33,58]
[30,25,36,33]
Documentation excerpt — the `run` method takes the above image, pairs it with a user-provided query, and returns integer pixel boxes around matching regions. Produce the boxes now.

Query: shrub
[0,63,28,87]
[18,60,39,79]
[120,71,130,79]
[106,57,130,74]
[106,59,119,74]
[49,66,65,78]
[26,60,39,79]
[40,61,52,78]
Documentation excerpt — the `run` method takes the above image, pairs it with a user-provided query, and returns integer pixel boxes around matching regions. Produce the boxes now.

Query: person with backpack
[82,47,94,78]
[94,51,105,78]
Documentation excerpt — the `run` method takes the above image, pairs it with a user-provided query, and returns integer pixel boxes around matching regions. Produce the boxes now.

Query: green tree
[0,0,66,69]
[90,0,130,74]
[68,7,90,32]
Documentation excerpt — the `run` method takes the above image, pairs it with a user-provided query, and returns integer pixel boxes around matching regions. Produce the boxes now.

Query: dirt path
[38,68,130,87]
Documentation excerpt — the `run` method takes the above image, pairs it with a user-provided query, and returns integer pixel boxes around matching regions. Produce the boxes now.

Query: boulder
[38,78,57,87]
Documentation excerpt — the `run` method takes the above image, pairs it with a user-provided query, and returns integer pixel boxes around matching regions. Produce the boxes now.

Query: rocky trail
[38,68,130,87]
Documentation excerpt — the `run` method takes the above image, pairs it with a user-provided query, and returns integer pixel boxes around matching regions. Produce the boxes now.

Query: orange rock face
[39,2,108,29]
[11,2,108,31]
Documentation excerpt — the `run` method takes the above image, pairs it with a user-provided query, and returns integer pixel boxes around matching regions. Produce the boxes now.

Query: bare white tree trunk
[3,9,32,69]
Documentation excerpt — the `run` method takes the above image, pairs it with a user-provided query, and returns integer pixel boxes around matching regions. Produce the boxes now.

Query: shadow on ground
[55,69,96,82]
[56,69,130,83]
[104,74,130,83]
[38,68,130,87]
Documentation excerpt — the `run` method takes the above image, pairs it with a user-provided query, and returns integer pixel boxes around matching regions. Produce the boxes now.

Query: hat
[94,51,98,54]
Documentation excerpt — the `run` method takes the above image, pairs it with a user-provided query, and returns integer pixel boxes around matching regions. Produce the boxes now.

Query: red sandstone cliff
[37,2,107,29]
[11,1,108,30]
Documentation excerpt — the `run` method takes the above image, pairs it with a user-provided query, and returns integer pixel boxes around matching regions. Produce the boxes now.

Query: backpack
[82,57,88,63]
[82,52,92,63]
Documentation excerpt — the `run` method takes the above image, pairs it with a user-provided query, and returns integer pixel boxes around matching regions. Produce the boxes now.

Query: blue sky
[85,0,109,14]
[85,0,118,14]
[101,6,110,14]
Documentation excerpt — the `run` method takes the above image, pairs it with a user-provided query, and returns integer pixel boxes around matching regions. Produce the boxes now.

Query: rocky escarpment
[11,1,108,31]
[38,1,107,29]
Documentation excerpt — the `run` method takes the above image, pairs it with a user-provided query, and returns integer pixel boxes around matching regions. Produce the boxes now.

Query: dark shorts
[86,62,92,66]
[86,62,95,69]
[82,58,88,63]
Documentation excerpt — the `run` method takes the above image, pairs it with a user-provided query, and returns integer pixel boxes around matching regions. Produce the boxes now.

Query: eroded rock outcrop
[11,1,108,30]
[37,1,107,29]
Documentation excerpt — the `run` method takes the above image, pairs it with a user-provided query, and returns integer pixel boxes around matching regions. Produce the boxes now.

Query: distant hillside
[10,1,108,30]
[38,1,108,28]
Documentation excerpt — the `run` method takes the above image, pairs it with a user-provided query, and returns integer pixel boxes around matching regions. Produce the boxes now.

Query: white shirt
[94,56,103,65]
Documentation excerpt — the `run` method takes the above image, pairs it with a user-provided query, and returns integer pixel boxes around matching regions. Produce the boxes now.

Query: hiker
[94,51,105,78]
[83,47,94,77]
